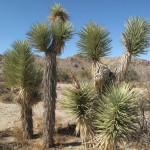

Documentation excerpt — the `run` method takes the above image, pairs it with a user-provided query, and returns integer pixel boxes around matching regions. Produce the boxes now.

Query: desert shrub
[126,69,139,82]
[12,127,30,146]
[57,68,71,83]
[0,93,13,103]
[79,70,92,81]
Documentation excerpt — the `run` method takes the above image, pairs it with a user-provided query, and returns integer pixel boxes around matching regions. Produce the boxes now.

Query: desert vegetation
[0,3,150,150]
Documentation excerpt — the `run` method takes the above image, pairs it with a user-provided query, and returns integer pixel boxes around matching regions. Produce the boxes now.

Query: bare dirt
[0,84,83,150]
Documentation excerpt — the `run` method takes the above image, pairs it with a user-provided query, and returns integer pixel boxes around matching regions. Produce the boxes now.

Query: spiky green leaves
[62,84,97,119]
[122,17,150,57]
[77,22,112,62]
[27,23,51,52]
[4,40,34,87]
[94,84,138,148]
[49,3,69,23]
[51,21,73,55]
[27,21,73,55]
[51,21,72,41]
[62,84,99,143]
[4,40,42,106]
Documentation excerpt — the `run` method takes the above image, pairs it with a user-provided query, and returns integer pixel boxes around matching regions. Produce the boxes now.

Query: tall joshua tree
[77,22,113,94]
[116,17,150,83]
[4,40,42,139]
[27,4,72,148]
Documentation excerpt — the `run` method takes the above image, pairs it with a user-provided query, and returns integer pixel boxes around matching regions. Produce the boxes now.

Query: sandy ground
[1,84,150,150]
[0,84,83,150]
[0,84,72,130]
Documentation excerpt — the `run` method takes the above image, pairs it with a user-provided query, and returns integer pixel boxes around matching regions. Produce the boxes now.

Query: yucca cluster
[3,2,150,149]
[62,16,150,149]
[62,83,138,149]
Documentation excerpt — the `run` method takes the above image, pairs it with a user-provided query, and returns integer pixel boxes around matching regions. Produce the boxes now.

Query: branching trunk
[43,50,57,149]
[92,61,115,95]
[21,105,33,139]
[116,52,131,83]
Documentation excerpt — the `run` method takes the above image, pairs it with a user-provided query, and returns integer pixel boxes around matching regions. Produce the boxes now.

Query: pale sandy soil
[0,84,150,150]
[0,84,83,150]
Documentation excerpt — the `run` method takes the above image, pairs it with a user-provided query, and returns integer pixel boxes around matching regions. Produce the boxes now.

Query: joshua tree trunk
[92,61,115,95]
[92,61,103,94]
[116,52,131,83]
[21,105,33,139]
[43,49,57,149]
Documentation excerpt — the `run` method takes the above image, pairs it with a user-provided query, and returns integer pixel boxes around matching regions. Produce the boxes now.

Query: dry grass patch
[12,127,31,146]
[34,117,43,136]
[31,141,44,150]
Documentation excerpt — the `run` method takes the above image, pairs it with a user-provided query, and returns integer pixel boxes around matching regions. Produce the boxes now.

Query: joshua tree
[4,40,42,139]
[27,4,72,148]
[93,84,138,150]
[62,84,99,149]
[77,22,113,94]
[116,17,150,83]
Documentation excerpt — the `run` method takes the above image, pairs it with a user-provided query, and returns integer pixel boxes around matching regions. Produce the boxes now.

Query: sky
[0,0,150,60]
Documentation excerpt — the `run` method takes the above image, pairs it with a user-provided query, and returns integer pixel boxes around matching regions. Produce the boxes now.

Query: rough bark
[92,61,115,94]
[21,105,33,139]
[43,50,57,149]
[116,52,131,83]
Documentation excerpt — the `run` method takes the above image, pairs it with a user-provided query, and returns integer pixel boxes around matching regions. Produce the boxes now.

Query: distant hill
[1,54,150,96]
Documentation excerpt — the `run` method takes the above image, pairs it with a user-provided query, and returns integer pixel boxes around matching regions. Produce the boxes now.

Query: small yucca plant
[62,84,99,148]
[93,84,138,150]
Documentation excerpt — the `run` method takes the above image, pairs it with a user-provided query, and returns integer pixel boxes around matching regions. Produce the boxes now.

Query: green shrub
[79,70,92,81]
[57,68,71,83]
[126,69,139,82]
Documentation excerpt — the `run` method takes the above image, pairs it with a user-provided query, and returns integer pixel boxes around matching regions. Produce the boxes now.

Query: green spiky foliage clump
[94,84,138,150]
[51,21,73,55]
[4,40,42,106]
[77,22,113,95]
[116,17,150,83]
[27,21,72,55]
[77,22,111,62]
[27,23,51,52]
[62,84,100,147]
[122,16,150,57]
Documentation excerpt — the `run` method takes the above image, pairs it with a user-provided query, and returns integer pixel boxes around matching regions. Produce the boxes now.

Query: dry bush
[34,117,43,136]
[54,134,68,148]
[0,129,13,150]
[56,124,76,136]
[56,116,63,128]
[126,68,139,82]
[32,141,44,150]
[0,92,14,103]
[12,126,30,146]
[0,128,12,138]
[0,142,10,150]
[79,70,92,81]
[57,68,71,83]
